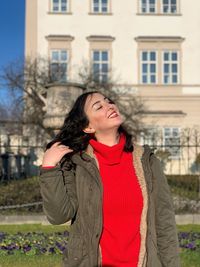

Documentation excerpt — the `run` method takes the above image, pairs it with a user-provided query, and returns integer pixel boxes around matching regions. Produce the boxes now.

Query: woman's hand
[42,142,73,167]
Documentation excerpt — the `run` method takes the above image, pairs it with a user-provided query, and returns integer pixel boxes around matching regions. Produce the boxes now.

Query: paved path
[0,215,70,225]
[0,214,199,225]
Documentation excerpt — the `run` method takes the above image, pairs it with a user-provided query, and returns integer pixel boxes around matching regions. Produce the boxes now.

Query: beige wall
[33,0,200,85]
[25,0,38,58]
[25,0,200,130]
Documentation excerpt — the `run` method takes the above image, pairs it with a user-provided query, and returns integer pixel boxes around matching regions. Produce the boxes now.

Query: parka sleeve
[39,165,78,225]
[150,154,181,267]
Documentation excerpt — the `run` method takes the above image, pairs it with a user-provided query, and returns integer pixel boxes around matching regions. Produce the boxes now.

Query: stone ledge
[175,214,200,225]
[0,215,199,225]
[0,215,70,225]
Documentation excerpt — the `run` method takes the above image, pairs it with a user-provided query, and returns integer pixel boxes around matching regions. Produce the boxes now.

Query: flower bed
[0,230,200,256]
[179,232,200,251]
[0,231,69,256]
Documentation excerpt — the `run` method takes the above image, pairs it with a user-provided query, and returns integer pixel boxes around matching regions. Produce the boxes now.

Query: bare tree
[0,57,56,138]
[0,103,9,120]
[1,57,147,143]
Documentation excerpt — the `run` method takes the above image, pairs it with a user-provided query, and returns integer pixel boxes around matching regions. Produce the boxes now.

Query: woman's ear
[83,126,96,134]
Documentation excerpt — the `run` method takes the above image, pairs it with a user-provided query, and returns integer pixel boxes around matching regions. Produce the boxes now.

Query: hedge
[167,175,199,200]
[0,174,199,214]
[0,177,42,214]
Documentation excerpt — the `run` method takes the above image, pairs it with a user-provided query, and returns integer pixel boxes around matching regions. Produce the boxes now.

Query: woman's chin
[110,119,123,128]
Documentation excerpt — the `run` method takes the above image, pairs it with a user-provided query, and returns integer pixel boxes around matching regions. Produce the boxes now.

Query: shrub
[167,175,199,192]
[166,175,199,200]
[0,174,199,214]
[0,177,42,214]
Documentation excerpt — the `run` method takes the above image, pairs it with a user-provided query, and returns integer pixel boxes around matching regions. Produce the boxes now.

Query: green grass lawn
[0,255,62,267]
[0,224,200,267]
[177,224,200,232]
[2,254,200,267]
[180,251,200,267]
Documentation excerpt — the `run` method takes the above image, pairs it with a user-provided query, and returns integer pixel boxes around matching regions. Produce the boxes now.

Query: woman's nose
[110,102,115,108]
[105,103,114,110]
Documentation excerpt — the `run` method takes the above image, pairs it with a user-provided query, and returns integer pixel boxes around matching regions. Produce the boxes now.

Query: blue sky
[0,0,25,102]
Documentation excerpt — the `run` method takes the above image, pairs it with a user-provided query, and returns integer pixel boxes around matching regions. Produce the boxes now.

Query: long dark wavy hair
[46,91,133,164]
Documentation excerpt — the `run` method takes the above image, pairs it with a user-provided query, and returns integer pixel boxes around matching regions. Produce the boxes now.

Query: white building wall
[35,0,200,85]
[181,1,200,84]
[25,0,200,173]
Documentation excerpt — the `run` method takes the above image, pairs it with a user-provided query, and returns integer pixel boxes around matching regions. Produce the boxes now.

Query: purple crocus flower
[23,244,32,252]
[186,242,196,250]
[49,247,55,253]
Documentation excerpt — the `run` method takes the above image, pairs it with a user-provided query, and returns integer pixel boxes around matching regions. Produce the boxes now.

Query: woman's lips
[108,111,118,118]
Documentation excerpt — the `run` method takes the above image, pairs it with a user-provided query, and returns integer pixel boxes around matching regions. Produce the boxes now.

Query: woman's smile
[107,110,119,119]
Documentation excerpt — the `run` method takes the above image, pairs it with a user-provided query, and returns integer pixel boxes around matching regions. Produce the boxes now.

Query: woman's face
[83,93,123,134]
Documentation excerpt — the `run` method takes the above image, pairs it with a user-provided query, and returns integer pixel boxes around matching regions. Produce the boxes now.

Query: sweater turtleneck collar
[89,134,126,165]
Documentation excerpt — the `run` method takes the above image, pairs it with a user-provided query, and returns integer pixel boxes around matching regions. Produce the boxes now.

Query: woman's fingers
[59,147,73,153]
[58,145,69,149]
[42,142,73,167]
[52,142,61,147]
[51,142,73,151]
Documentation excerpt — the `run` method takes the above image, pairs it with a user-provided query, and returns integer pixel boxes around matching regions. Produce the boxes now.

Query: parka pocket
[63,234,88,267]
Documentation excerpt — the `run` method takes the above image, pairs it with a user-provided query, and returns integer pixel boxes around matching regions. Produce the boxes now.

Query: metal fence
[151,144,200,175]
[0,145,42,182]
[1,143,200,179]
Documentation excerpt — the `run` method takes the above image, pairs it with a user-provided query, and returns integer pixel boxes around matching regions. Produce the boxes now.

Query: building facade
[25,0,200,173]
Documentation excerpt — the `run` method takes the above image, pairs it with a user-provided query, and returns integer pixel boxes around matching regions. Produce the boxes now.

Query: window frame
[138,0,180,15]
[91,49,110,83]
[162,50,179,85]
[140,127,161,146]
[87,36,114,81]
[136,36,183,85]
[161,0,178,14]
[46,35,74,81]
[140,50,158,85]
[140,0,157,14]
[91,0,111,14]
[50,49,69,82]
[50,0,70,13]
[163,127,181,159]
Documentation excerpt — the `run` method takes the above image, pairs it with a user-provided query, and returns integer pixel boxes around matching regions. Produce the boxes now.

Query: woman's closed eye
[96,105,103,110]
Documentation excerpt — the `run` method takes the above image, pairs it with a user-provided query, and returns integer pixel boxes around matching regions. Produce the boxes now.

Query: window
[139,0,179,14]
[163,51,179,84]
[140,51,157,84]
[93,0,109,13]
[163,127,180,158]
[140,127,160,146]
[140,0,156,13]
[136,36,183,85]
[52,0,68,13]
[92,50,109,82]
[50,50,68,82]
[46,35,73,81]
[162,0,177,14]
[87,36,114,81]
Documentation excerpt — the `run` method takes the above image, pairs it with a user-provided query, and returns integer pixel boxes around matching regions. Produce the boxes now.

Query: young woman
[40,91,180,267]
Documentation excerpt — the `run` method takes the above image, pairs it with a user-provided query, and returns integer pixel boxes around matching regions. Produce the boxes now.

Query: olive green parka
[39,144,180,267]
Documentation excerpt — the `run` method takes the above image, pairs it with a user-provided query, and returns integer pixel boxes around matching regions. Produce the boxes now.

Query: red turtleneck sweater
[89,135,143,267]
